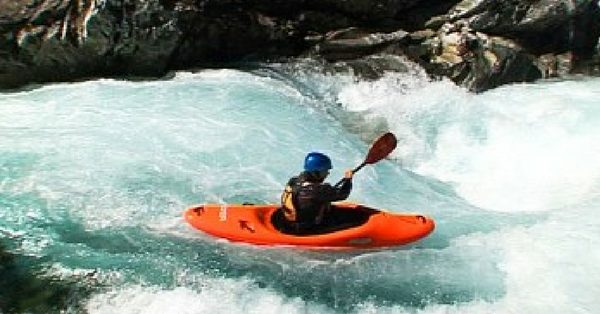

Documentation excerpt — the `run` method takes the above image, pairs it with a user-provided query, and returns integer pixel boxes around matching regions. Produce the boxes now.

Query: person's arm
[317,170,353,202]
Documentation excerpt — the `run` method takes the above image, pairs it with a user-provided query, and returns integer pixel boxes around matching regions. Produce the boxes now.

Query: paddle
[335,132,398,186]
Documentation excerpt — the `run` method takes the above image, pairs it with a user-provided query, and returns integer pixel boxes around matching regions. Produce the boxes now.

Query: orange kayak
[184,203,435,249]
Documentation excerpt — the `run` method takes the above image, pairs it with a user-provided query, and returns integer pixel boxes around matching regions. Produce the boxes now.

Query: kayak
[184,202,435,249]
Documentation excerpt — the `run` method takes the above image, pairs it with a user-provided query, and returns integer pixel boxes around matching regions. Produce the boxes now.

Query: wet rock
[327,53,416,80]
[537,52,575,78]
[0,0,184,89]
[424,15,448,30]
[403,23,541,91]
[0,243,91,313]
[450,0,578,32]
[310,27,409,61]
[0,0,599,91]
[448,0,600,57]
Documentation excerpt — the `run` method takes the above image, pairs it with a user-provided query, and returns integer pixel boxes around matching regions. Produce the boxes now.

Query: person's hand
[344,169,354,179]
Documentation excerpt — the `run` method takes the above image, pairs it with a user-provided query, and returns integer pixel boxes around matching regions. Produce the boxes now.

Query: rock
[409,29,436,43]
[424,15,448,30]
[0,0,184,88]
[327,53,416,80]
[403,23,541,91]
[467,34,542,91]
[449,0,600,55]
[536,52,575,78]
[0,243,91,312]
[311,27,409,61]
[304,0,423,23]
[449,0,577,32]
[394,0,461,31]
[171,9,304,67]
[0,0,598,91]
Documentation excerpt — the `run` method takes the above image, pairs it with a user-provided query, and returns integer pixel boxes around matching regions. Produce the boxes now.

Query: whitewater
[1,59,599,313]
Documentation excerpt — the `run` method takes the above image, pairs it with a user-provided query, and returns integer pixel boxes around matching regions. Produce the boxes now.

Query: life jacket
[281,176,326,224]
[281,184,296,221]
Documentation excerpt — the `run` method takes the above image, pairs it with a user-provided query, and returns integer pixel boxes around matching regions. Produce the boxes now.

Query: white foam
[85,278,332,314]
[366,198,600,314]
[82,199,600,314]
[337,76,600,212]
[3,69,600,314]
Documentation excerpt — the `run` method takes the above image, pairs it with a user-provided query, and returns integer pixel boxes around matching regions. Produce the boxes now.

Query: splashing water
[1,65,599,313]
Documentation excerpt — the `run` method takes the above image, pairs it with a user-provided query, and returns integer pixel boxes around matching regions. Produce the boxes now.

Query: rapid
[1,59,599,313]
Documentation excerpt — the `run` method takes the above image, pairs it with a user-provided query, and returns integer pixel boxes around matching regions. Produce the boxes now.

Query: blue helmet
[304,152,332,172]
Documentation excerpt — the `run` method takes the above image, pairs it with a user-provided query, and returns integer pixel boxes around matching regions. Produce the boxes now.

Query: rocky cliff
[1,0,599,91]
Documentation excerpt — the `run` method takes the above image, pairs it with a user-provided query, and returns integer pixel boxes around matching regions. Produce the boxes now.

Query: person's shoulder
[288,175,300,185]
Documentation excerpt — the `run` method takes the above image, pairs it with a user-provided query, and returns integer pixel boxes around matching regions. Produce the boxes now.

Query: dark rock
[424,15,448,31]
[310,27,409,61]
[408,29,436,43]
[536,52,575,78]
[402,24,541,91]
[327,53,416,80]
[467,35,542,91]
[450,0,579,33]
[305,0,422,23]
[573,52,600,76]
[297,11,356,34]
[170,10,303,66]
[449,0,600,56]
[396,0,460,31]
[0,242,91,313]
[0,0,598,91]
[0,0,184,88]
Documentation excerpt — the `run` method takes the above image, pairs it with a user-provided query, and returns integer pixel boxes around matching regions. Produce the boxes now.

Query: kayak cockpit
[269,205,375,236]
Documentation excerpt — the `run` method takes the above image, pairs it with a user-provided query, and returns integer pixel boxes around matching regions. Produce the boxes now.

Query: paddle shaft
[352,162,367,174]
[333,162,366,188]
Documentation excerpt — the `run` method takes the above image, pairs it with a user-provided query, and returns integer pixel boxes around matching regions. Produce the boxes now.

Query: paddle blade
[364,132,397,164]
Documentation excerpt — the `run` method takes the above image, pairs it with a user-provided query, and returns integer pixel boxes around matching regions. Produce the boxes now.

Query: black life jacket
[280,175,327,225]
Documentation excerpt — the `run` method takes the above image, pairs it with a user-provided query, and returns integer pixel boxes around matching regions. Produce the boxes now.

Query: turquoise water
[1,63,599,313]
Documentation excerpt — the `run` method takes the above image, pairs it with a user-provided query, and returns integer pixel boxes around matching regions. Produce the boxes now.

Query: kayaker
[280,152,354,234]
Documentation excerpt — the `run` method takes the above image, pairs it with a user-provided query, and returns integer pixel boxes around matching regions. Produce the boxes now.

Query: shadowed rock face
[448,0,600,54]
[399,25,543,92]
[0,242,91,313]
[0,0,599,91]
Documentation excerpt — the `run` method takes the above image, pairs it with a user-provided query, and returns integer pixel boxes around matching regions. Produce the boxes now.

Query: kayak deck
[184,203,435,249]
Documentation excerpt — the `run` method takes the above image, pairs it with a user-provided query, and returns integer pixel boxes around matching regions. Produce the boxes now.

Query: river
[1,60,599,313]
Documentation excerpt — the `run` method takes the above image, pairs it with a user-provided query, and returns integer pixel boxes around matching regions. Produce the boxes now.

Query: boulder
[309,27,409,61]
[403,23,541,91]
[0,0,184,88]
[448,0,600,55]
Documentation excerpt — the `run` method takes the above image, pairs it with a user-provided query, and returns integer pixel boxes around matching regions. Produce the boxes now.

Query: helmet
[304,152,332,172]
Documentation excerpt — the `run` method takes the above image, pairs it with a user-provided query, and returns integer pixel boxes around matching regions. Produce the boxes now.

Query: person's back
[280,152,353,234]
